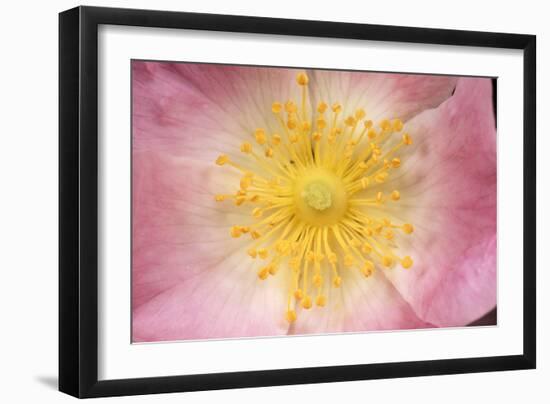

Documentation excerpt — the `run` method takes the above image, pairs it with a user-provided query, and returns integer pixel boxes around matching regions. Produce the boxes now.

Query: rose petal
[308,69,457,123]
[132,152,291,341]
[290,267,431,335]
[380,77,497,327]
[132,61,304,162]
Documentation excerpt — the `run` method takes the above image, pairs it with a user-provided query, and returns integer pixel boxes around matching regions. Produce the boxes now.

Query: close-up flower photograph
[131,62,497,342]
[3,1,546,403]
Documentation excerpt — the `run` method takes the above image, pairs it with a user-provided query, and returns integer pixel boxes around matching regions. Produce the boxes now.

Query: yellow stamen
[272,102,282,113]
[316,295,327,307]
[215,154,229,165]
[241,142,252,153]
[296,72,309,86]
[403,223,414,234]
[401,256,413,269]
[255,129,267,145]
[301,296,312,309]
[286,310,297,323]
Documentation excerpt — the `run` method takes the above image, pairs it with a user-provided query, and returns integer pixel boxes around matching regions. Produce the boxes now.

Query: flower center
[214,71,415,325]
[303,182,331,211]
[295,169,347,225]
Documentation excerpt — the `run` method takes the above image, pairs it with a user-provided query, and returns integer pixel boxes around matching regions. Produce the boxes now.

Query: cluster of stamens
[215,72,415,324]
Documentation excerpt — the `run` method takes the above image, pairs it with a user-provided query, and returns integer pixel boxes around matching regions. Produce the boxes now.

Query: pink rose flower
[132,61,496,342]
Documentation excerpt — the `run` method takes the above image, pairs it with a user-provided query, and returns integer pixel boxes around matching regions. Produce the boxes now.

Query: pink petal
[132,152,291,342]
[290,267,431,335]
[132,61,302,162]
[382,77,497,327]
[309,69,457,123]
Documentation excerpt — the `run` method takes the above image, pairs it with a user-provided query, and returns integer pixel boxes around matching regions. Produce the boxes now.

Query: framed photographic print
[59,6,536,398]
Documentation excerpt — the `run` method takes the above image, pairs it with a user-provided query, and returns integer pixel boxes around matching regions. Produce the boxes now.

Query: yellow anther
[272,134,282,146]
[380,119,392,132]
[375,172,388,183]
[345,116,356,127]
[230,226,242,238]
[268,264,277,275]
[384,230,395,240]
[313,274,323,287]
[391,190,401,201]
[249,194,260,202]
[296,72,309,86]
[289,134,298,143]
[358,161,368,170]
[215,154,229,165]
[328,252,337,264]
[265,147,274,158]
[391,158,401,168]
[301,121,311,132]
[255,129,267,145]
[271,102,282,113]
[294,289,304,300]
[252,207,263,218]
[247,248,257,258]
[376,191,383,203]
[286,310,297,323]
[301,296,313,309]
[258,248,268,259]
[401,256,413,269]
[240,142,252,153]
[317,102,328,114]
[403,223,414,234]
[240,176,252,190]
[402,133,413,145]
[251,230,261,240]
[362,261,375,277]
[367,128,377,139]
[344,254,354,267]
[382,256,394,267]
[332,276,342,287]
[312,132,322,142]
[316,295,327,307]
[287,118,297,130]
[364,228,373,237]
[235,196,246,206]
[364,120,373,129]
[285,100,297,113]
[240,226,250,233]
[392,118,404,132]
[331,103,342,113]
[215,194,225,202]
[315,118,326,131]
[355,109,366,120]
[362,243,372,254]
[258,267,269,280]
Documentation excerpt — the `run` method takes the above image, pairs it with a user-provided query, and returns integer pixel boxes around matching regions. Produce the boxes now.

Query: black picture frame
[59,5,536,398]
